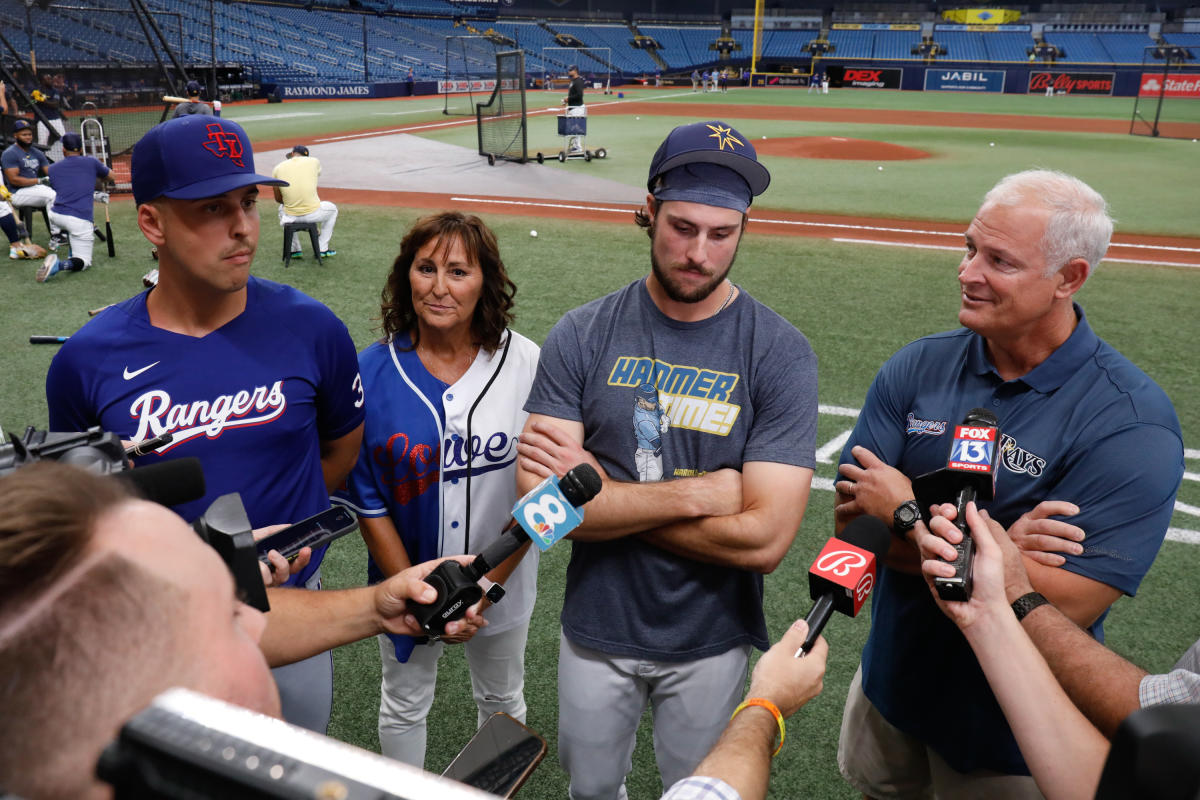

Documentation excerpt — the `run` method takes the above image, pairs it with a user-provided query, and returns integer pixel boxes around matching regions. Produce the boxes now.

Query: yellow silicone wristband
[731,697,786,757]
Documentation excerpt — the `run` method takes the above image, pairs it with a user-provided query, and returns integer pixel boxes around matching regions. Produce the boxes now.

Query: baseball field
[4,84,1197,798]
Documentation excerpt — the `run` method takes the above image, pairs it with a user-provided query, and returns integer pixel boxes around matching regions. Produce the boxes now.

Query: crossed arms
[515,415,812,574]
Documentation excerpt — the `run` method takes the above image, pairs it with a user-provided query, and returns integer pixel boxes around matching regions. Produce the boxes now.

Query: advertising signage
[925,68,1005,92]
[1028,72,1114,96]
[835,67,902,89]
[1139,73,1200,98]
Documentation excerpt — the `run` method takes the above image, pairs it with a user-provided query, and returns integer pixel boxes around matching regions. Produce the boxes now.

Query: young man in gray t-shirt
[518,120,818,800]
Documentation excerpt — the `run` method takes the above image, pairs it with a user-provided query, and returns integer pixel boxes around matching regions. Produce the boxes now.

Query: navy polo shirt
[839,304,1183,776]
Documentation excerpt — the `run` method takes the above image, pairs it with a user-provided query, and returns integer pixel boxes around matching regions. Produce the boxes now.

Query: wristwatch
[892,499,921,534]
[1011,591,1049,622]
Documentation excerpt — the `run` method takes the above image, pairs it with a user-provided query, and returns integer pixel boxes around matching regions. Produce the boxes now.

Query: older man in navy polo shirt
[833,169,1183,799]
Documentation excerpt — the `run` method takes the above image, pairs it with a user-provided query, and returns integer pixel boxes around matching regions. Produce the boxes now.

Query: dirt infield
[756,136,930,160]
[255,101,1200,268]
[319,187,1200,269]
[592,101,1200,139]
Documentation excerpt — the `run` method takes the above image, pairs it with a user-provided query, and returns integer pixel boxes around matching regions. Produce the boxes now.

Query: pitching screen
[476,50,527,164]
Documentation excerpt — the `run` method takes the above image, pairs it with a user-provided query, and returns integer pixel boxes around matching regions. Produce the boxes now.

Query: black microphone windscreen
[560,463,602,507]
[838,515,891,560]
[963,407,998,427]
[116,458,206,508]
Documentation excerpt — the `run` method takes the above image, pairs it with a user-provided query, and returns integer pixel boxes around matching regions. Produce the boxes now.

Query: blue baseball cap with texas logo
[131,116,286,205]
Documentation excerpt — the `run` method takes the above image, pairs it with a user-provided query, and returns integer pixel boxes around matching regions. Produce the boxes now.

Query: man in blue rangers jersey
[44,115,365,735]
[833,169,1183,799]
[516,121,818,800]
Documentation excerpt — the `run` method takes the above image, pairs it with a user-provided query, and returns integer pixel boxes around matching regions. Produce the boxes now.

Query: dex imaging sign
[925,68,1005,93]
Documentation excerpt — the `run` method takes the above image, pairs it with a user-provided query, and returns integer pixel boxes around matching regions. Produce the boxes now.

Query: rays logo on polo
[202,122,245,167]
[128,381,287,452]
[706,123,744,151]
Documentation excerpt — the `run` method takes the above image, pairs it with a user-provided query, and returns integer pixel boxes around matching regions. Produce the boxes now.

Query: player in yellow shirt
[272,145,338,258]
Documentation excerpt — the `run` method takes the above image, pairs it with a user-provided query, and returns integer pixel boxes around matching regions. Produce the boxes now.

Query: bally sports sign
[1028,72,1114,96]
[1138,74,1200,98]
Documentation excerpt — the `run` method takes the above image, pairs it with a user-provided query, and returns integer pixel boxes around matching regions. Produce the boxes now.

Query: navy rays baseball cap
[647,120,770,213]
[186,80,202,95]
[132,116,285,206]
[291,144,309,156]
[61,132,82,151]
[13,119,30,132]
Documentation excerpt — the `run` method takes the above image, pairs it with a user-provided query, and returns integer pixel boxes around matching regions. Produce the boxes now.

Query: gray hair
[982,169,1113,276]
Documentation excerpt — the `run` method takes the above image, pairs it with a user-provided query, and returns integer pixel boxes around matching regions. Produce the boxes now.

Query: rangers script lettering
[129,381,287,449]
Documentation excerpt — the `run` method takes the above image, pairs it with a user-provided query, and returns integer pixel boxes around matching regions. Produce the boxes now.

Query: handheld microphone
[797,516,891,656]
[410,464,602,636]
[912,408,1000,601]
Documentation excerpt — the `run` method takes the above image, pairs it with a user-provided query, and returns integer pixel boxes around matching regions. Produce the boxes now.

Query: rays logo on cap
[706,123,744,151]
[202,122,245,167]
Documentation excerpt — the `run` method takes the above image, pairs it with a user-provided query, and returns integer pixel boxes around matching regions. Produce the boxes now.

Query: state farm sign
[1139,73,1200,98]
[1028,72,1114,96]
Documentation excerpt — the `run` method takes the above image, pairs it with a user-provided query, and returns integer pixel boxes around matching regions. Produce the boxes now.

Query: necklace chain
[716,282,735,314]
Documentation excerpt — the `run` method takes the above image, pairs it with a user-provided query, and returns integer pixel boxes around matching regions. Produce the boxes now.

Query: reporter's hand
[746,619,827,719]
[922,503,1011,629]
[440,597,489,644]
[253,524,311,587]
[375,555,483,639]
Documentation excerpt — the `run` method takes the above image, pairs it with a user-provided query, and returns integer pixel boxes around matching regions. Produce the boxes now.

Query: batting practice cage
[476,50,528,164]
[0,0,218,193]
[540,47,611,92]
[1130,44,1200,139]
[442,35,501,116]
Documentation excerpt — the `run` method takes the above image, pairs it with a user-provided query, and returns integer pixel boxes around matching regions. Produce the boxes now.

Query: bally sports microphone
[912,408,1000,602]
[796,516,891,656]
[410,464,602,636]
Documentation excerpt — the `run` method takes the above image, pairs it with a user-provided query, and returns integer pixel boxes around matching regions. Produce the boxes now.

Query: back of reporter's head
[0,463,189,799]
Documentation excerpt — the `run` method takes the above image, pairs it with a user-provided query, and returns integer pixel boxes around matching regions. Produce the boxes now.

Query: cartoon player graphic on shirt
[633,382,670,482]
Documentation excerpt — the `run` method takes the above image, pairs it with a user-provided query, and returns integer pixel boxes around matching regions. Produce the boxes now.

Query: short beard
[648,220,740,304]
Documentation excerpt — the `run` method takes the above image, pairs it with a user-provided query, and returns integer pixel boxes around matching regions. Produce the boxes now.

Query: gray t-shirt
[525,278,818,660]
[172,101,213,118]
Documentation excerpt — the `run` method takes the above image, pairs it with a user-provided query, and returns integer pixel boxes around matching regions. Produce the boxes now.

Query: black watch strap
[1011,591,1049,622]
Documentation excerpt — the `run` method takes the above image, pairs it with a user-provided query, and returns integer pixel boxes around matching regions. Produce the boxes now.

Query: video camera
[0,425,268,610]
[0,425,131,477]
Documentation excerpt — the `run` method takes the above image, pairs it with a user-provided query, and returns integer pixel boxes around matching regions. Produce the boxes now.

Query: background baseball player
[562,64,586,154]
[0,182,44,260]
[32,73,67,161]
[2,119,59,247]
[37,131,110,282]
[172,79,213,117]
[272,144,337,258]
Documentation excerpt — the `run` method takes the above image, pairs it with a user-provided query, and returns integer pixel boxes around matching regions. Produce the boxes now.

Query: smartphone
[255,506,357,563]
[441,713,546,798]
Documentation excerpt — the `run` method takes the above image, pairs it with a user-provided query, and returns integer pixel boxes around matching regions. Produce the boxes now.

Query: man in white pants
[563,65,587,154]
[272,144,338,258]
[37,132,110,282]
[2,120,58,242]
